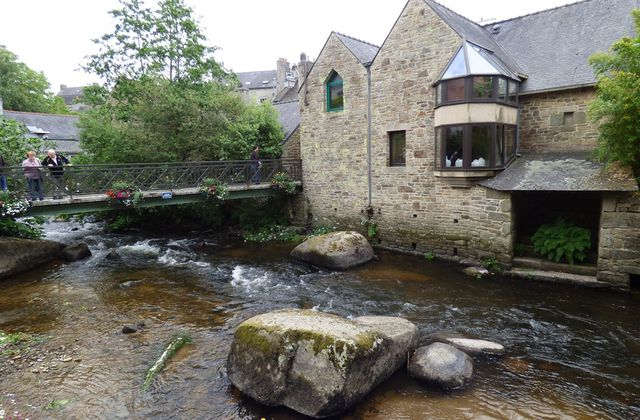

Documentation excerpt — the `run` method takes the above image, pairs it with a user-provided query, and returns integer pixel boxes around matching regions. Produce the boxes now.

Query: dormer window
[326,71,344,112]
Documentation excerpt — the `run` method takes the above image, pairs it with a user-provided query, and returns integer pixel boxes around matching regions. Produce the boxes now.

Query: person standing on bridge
[250,145,262,184]
[42,149,70,199]
[0,154,8,192]
[22,151,44,201]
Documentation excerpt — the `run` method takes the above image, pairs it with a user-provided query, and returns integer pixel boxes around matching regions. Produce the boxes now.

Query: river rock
[462,266,490,278]
[227,309,418,418]
[408,343,473,390]
[443,337,505,356]
[290,231,375,270]
[105,249,122,261]
[0,238,65,280]
[122,325,137,334]
[59,242,92,261]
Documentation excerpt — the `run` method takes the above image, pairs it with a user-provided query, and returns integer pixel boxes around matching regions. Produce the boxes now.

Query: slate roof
[56,86,85,105]
[486,0,639,93]
[334,32,380,66]
[423,0,524,76]
[2,110,81,155]
[479,152,638,192]
[273,100,300,141]
[237,70,277,90]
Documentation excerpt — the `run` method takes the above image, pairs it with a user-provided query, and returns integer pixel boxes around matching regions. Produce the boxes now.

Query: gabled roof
[423,0,524,77]
[3,110,80,141]
[237,70,277,90]
[486,0,639,93]
[57,86,85,105]
[274,83,299,103]
[273,100,300,141]
[334,32,380,66]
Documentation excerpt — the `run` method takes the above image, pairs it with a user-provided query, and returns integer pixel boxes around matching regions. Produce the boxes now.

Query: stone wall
[282,127,301,160]
[299,0,514,262]
[299,33,371,227]
[598,192,640,289]
[519,88,599,152]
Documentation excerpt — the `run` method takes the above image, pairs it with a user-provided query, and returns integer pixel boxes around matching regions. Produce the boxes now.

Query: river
[0,220,639,419]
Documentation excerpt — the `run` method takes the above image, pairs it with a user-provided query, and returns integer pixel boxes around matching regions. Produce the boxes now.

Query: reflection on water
[0,220,639,419]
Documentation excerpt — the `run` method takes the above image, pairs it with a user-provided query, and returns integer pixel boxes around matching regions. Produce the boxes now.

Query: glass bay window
[436,124,517,170]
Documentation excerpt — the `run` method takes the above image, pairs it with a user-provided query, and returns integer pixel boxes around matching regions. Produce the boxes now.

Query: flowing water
[0,220,639,419]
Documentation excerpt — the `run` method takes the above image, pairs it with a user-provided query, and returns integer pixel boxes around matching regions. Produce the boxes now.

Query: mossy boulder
[0,238,65,280]
[290,231,375,270]
[227,309,418,418]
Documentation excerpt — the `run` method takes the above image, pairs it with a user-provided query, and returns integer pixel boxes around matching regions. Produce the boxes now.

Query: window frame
[436,123,518,171]
[326,72,344,112]
[435,75,519,108]
[388,130,407,167]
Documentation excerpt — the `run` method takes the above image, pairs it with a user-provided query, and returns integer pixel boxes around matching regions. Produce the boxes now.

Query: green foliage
[0,117,49,165]
[531,219,592,265]
[0,46,69,114]
[424,251,435,261]
[85,0,228,86]
[0,218,44,239]
[45,399,72,411]
[309,220,338,236]
[589,9,640,179]
[199,178,229,200]
[243,225,304,243]
[232,197,289,232]
[143,332,191,391]
[77,79,283,163]
[481,256,502,273]
[271,172,297,194]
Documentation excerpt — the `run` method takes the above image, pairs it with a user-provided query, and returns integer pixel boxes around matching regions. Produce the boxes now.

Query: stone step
[505,268,611,289]
[512,257,598,276]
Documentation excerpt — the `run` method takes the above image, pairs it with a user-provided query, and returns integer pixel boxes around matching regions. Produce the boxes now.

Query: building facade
[299,0,640,289]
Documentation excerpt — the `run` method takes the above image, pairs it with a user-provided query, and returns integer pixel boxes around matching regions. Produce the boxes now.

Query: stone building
[299,0,640,290]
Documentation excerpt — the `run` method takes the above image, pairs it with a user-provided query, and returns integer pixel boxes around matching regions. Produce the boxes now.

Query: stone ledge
[505,268,618,290]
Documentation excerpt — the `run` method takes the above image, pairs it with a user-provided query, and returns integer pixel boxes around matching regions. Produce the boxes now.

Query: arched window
[326,71,344,112]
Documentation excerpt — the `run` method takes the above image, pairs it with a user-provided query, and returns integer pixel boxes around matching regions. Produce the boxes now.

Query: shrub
[106,181,144,208]
[424,251,435,261]
[271,172,297,194]
[531,219,592,265]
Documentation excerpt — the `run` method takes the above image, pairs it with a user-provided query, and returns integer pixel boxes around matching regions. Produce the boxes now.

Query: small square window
[389,131,406,166]
[563,112,574,125]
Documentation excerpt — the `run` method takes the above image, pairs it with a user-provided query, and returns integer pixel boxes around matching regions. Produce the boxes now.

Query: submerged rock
[290,231,375,270]
[59,242,92,261]
[0,238,65,280]
[444,337,505,356]
[122,325,137,334]
[408,343,473,390]
[462,266,490,278]
[105,249,122,261]
[227,309,417,418]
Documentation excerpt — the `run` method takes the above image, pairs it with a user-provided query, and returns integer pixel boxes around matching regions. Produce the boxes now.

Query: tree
[79,0,283,164]
[0,47,69,114]
[0,117,45,165]
[589,9,640,178]
[78,79,283,163]
[85,0,227,86]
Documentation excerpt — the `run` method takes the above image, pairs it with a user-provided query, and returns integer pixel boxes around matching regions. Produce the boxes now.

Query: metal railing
[0,159,302,200]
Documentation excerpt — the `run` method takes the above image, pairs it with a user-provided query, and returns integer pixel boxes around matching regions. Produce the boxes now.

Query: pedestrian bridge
[1,159,301,217]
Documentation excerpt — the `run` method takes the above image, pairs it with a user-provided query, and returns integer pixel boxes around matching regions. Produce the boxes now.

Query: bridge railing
[0,159,301,200]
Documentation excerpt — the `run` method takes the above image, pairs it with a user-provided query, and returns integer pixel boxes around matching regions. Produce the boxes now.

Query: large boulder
[408,343,473,390]
[291,231,375,270]
[227,309,418,418]
[59,242,92,261]
[0,238,65,280]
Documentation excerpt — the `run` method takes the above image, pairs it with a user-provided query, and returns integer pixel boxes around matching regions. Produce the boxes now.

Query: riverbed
[1,220,639,419]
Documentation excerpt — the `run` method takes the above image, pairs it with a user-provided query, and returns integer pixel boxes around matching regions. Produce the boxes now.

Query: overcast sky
[0,0,578,95]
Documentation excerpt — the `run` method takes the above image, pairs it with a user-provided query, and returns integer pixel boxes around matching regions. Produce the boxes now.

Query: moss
[234,323,282,355]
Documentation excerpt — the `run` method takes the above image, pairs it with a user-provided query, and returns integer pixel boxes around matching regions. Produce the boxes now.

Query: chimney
[60,84,67,91]
[276,58,290,95]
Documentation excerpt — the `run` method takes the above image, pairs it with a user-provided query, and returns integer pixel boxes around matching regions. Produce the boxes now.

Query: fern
[531,219,591,265]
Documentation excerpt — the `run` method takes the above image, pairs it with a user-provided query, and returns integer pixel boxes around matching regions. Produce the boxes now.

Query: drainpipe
[367,65,372,208]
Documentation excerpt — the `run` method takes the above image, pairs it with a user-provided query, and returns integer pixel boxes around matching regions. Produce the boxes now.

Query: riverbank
[1,220,639,418]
